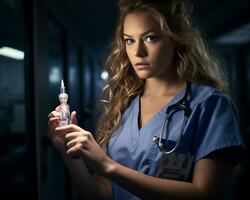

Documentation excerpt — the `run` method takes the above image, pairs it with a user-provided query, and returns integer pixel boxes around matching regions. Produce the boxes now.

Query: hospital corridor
[0,0,249,199]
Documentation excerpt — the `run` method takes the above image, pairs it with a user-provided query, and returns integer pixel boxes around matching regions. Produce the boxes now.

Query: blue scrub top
[108,83,244,200]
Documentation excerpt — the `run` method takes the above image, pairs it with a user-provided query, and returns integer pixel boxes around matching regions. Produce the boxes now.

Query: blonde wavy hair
[96,0,228,149]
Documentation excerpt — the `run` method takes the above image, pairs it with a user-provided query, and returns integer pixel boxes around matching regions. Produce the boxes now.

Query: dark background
[0,0,249,199]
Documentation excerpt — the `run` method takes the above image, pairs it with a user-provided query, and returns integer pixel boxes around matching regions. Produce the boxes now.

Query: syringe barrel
[58,80,70,126]
[58,103,70,126]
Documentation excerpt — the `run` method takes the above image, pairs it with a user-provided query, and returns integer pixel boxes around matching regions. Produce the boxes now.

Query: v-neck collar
[135,84,188,132]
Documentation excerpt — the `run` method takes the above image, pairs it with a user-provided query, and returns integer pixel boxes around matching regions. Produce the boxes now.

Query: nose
[134,40,147,57]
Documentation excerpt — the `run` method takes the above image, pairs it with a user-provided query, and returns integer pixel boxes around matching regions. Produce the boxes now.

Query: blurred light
[49,66,61,83]
[214,23,250,45]
[101,70,109,80]
[0,46,24,60]
[69,65,76,83]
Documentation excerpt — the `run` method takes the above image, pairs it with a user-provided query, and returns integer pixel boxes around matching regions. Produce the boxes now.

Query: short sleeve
[194,94,244,162]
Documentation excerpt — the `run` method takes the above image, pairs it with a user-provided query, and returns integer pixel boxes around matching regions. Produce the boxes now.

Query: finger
[66,143,82,155]
[55,124,83,133]
[48,118,59,129]
[48,120,59,135]
[65,138,75,149]
[65,130,91,139]
[48,116,59,123]
[66,136,87,148]
[71,111,77,125]
[64,132,82,142]
[55,106,60,112]
[48,111,60,119]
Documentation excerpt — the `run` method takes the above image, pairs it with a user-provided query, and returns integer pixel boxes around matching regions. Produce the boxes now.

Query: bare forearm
[105,161,206,200]
[63,156,111,200]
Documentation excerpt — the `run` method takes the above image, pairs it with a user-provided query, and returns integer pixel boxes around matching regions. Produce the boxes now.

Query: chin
[135,71,154,79]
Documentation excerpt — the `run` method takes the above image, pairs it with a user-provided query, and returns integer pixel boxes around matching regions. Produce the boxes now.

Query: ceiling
[1,0,249,50]
[61,0,250,46]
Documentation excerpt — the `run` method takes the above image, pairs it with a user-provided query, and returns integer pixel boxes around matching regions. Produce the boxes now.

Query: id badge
[156,152,193,181]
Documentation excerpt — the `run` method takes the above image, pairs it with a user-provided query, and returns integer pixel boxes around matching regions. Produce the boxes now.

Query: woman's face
[123,11,176,80]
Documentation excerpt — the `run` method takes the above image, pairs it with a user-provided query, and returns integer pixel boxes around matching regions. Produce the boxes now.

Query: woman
[48,0,244,199]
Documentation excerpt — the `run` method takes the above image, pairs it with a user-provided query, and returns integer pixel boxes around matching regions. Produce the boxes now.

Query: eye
[124,38,135,45]
[144,35,158,43]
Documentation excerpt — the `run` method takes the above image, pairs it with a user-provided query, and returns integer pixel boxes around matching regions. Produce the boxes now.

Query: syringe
[58,80,70,126]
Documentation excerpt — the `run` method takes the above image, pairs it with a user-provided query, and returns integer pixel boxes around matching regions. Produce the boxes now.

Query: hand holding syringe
[49,80,107,163]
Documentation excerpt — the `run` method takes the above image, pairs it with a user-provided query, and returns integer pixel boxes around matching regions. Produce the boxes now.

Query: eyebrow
[123,29,159,37]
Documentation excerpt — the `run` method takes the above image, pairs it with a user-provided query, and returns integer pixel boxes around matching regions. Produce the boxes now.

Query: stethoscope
[153,81,191,154]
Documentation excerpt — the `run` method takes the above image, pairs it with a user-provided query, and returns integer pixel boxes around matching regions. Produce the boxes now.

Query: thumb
[70,111,78,125]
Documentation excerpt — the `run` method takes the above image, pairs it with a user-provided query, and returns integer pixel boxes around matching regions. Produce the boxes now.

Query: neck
[143,71,185,96]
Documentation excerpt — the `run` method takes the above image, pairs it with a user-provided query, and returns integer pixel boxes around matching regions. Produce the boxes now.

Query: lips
[134,62,150,69]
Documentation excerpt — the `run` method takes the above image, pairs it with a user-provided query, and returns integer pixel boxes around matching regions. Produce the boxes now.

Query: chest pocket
[155,138,194,181]
[157,152,194,181]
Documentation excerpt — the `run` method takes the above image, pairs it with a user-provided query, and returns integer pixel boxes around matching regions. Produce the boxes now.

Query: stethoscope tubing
[158,114,188,154]
[153,82,191,154]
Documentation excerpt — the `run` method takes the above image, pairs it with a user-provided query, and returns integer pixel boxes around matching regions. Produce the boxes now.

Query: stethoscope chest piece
[153,136,164,151]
